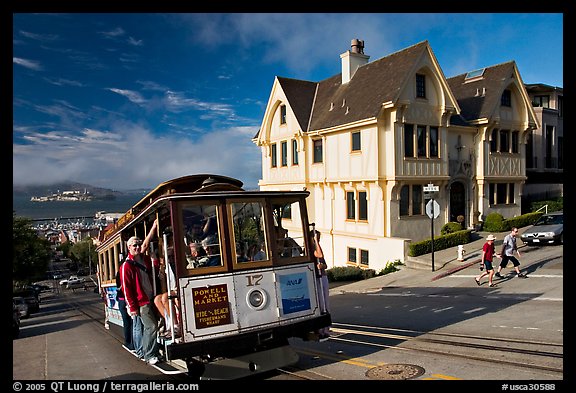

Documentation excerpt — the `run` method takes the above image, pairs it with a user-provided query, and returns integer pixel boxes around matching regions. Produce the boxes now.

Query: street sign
[423,183,439,192]
[426,199,440,219]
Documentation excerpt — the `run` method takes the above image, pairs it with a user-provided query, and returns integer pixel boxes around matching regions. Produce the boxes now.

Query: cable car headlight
[247,289,267,310]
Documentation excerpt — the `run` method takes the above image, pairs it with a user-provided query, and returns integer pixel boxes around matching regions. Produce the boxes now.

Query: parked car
[66,276,85,289]
[520,211,563,246]
[13,302,20,339]
[32,283,51,292]
[59,275,78,286]
[13,296,30,319]
[13,289,40,313]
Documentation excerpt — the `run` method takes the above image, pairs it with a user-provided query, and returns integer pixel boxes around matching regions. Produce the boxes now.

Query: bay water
[13,194,143,221]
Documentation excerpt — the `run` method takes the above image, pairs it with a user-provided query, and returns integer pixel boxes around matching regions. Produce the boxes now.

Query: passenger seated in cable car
[197,235,222,267]
[186,241,207,269]
[276,226,302,257]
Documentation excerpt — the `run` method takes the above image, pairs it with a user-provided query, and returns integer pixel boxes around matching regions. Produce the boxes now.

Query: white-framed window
[351,131,361,152]
[360,249,369,267]
[313,139,323,163]
[281,141,288,166]
[501,89,511,107]
[271,143,277,167]
[346,190,368,221]
[416,73,426,98]
[280,105,287,124]
[347,247,357,264]
[292,139,298,165]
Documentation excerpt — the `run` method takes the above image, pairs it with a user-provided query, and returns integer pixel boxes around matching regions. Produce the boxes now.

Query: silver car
[520,211,563,246]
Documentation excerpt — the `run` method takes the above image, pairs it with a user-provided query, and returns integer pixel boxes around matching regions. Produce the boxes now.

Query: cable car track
[58,292,563,379]
[324,322,563,375]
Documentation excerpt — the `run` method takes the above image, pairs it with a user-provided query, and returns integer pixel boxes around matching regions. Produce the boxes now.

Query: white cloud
[13,124,262,190]
[106,88,147,104]
[99,27,125,38]
[127,36,143,46]
[13,57,43,71]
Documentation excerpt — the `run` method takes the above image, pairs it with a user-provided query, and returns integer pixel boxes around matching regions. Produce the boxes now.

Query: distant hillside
[13,182,125,198]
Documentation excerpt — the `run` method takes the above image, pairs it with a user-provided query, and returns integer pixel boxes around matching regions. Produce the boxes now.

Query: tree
[70,238,97,272]
[13,212,52,284]
[58,241,73,259]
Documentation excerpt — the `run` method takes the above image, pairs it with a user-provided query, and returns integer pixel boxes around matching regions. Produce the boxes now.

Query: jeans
[117,298,133,350]
[316,275,331,335]
[139,303,159,361]
[132,315,144,358]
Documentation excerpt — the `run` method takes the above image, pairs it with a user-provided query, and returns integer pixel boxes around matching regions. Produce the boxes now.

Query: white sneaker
[147,356,160,365]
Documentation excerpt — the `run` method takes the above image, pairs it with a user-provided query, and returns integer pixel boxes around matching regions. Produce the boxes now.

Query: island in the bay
[21,182,119,202]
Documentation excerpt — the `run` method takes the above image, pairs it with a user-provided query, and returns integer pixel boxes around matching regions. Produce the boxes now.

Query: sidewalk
[330,229,520,294]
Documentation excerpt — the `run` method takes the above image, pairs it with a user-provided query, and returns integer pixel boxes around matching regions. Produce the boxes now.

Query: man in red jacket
[121,219,161,365]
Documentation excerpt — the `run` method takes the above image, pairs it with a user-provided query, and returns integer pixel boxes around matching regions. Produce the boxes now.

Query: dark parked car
[13,296,29,319]
[520,211,563,246]
[13,289,40,313]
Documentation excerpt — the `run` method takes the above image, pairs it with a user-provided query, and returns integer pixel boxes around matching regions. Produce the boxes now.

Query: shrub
[530,198,563,213]
[327,266,365,282]
[408,229,471,257]
[504,212,542,230]
[378,260,403,276]
[441,222,464,235]
[483,212,506,232]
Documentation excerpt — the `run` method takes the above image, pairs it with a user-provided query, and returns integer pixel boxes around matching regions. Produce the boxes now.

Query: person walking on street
[475,234,501,287]
[495,227,527,279]
[121,219,162,365]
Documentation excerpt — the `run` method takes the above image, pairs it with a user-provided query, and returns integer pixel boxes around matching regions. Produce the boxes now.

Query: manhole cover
[365,364,425,380]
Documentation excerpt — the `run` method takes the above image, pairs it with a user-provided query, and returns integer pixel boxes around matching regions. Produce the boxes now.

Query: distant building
[523,83,563,208]
[253,39,540,270]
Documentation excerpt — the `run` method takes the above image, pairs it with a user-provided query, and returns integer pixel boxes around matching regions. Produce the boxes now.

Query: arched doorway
[449,181,466,227]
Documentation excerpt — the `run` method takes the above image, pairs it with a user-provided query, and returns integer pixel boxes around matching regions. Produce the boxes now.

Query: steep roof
[447,61,516,123]
[274,41,430,133]
[276,77,317,132]
[309,41,429,131]
[273,42,523,133]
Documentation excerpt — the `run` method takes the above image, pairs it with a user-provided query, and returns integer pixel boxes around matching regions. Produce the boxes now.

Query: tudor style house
[253,39,539,271]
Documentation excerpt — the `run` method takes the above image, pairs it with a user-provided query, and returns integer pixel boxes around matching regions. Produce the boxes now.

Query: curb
[431,258,480,281]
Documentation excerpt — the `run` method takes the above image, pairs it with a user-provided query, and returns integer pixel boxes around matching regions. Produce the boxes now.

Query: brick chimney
[340,39,370,84]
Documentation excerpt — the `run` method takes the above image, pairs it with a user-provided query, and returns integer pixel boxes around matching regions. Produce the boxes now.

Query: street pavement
[329,229,529,294]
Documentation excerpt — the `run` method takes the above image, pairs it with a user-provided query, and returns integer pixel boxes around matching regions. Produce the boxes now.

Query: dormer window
[416,74,426,98]
[280,105,287,124]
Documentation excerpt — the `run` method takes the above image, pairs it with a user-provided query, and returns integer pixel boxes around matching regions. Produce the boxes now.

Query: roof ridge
[448,60,516,80]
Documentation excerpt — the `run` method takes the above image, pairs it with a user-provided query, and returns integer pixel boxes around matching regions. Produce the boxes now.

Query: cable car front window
[272,199,307,260]
[231,201,268,263]
[181,202,221,269]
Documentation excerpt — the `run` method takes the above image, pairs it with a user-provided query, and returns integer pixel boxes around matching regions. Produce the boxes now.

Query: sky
[12,13,564,191]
